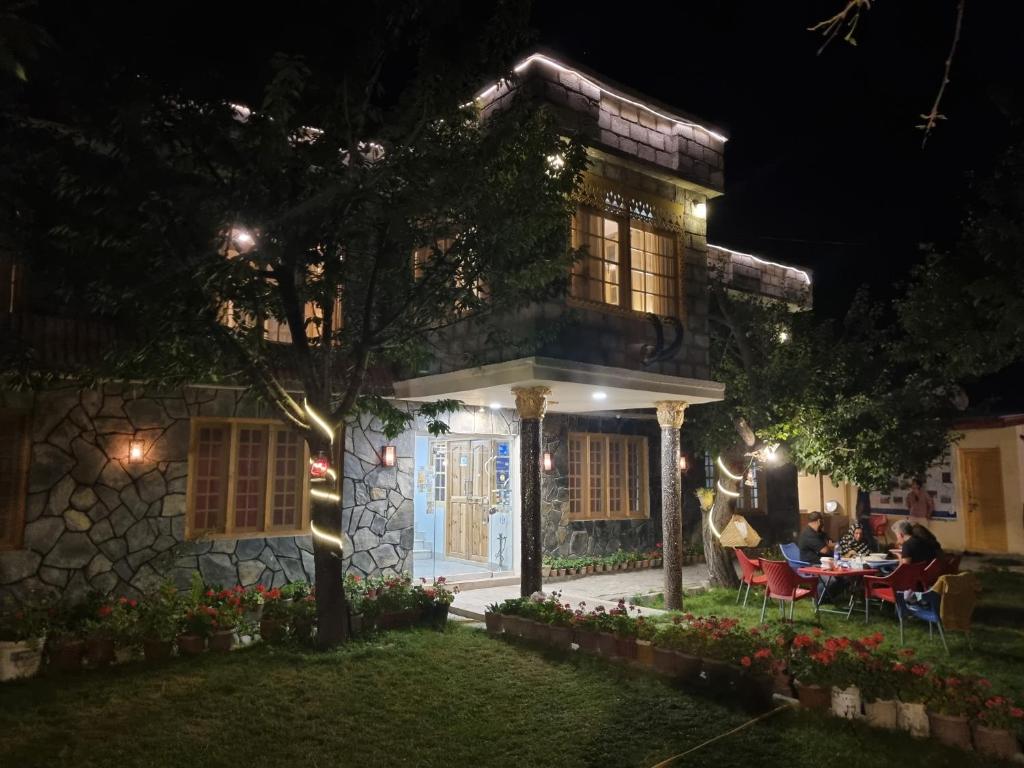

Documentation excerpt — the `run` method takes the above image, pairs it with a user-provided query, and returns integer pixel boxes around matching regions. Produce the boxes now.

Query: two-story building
[0,52,810,603]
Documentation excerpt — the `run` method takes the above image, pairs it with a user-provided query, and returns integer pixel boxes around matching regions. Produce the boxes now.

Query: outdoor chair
[734,549,767,607]
[895,590,946,650]
[779,543,810,572]
[760,559,816,622]
[868,514,888,546]
[897,572,979,652]
[921,558,945,589]
[862,562,926,632]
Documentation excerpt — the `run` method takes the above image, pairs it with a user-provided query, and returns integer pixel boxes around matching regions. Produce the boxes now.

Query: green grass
[0,627,1017,767]
[634,569,1024,700]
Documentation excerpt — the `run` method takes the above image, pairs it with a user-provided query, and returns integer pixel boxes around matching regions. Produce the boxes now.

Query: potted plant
[290,594,317,643]
[893,655,932,737]
[859,636,899,729]
[373,575,418,630]
[237,585,265,624]
[208,591,243,652]
[825,639,864,720]
[533,591,573,649]
[634,616,657,668]
[569,604,602,654]
[416,577,458,630]
[260,589,289,643]
[495,598,526,638]
[0,597,48,681]
[973,694,1023,759]
[138,583,181,662]
[789,633,833,710]
[83,599,119,667]
[651,620,703,682]
[737,644,777,713]
[607,600,640,660]
[928,674,982,750]
[179,603,215,655]
[484,602,504,635]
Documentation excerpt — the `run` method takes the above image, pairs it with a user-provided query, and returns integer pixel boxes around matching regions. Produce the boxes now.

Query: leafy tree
[1,2,586,645]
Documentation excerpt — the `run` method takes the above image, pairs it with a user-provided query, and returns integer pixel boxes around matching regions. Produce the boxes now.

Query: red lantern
[310,453,330,479]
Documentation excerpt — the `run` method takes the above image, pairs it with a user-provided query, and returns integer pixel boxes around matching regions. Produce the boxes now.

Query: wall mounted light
[542,452,553,472]
[128,439,145,464]
[381,445,397,468]
[310,452,331,480]
[592,391,607,401]
[693,202,707,219]
[678,454,688,472]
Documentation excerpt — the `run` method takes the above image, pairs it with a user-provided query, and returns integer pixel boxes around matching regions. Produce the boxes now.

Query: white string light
[311,521,344,550]
[303,399,335,443]
[709,243,812,285]
[716,480,740,498]
[716,456,743,482]
[476,53,728,144]
[310,488,341,503]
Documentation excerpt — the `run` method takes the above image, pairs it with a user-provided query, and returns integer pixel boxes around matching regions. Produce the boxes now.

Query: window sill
[567,296,681,322]
[569,516,649,523]
[187,528,310,542]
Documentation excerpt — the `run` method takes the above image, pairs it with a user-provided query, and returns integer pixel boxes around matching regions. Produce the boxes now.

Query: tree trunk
[309,428,350,648]
[702,492,740,589]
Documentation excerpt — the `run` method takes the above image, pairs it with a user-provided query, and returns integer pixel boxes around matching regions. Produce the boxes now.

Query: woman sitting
[837,522,872,558]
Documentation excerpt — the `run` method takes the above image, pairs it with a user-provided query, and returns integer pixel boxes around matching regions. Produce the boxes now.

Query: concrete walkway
[450,564,709,621]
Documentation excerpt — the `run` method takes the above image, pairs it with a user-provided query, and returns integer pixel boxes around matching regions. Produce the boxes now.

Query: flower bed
[541,545,678,577]
[484,597,1023,756]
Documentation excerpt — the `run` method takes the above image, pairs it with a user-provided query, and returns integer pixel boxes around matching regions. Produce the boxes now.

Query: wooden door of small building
[960,447,1008,553]
[446,440,492,562]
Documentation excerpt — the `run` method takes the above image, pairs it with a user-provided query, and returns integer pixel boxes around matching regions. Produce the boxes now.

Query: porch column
[514,385,550,597]
[656,400,688,611]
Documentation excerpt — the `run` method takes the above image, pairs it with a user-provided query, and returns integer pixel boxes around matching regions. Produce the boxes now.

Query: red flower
[118,596,128,605]
[1011,708,1024,719]
[910,664,929,677]
[740,656,752,668]
[754,648,772,660]
[129,599,137,608]
[97,605,113,618]
[811,627,822,637]
[793,634,814,649]
[205,589,215,597]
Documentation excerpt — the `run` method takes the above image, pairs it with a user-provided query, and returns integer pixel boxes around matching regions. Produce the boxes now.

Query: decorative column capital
[655,401,688,429]
[513,386,551,420]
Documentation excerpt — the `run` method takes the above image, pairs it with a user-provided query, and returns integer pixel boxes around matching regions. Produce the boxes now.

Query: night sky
[29,1,1024,397]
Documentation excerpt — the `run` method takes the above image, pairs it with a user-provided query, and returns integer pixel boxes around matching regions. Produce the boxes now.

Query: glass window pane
[194,426,229,533]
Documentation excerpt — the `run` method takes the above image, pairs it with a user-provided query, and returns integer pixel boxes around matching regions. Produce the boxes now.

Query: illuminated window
[568,432,649,520]
[703,452,715,490]
[0,411,29,550]
[571,207,678,316]
[188,419,309,538]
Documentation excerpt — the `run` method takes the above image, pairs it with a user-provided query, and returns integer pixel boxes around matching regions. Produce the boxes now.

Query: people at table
[797,511,834,564]
[893,520,942,564]
[837,522,871,558]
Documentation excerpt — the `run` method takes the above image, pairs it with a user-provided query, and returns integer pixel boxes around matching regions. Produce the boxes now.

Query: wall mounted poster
[869,451,957,520]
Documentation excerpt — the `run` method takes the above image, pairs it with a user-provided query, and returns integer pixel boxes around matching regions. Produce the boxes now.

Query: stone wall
[0,385,416,603]
[541,414,662,557]
[707,245,813,309]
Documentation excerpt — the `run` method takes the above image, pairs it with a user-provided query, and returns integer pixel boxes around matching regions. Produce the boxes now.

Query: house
[0,52,810,602]
[796,414,1024,554]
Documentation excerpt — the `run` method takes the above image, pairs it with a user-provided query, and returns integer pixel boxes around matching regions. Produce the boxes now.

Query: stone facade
[0,385,417,603]
[708,245,812,308]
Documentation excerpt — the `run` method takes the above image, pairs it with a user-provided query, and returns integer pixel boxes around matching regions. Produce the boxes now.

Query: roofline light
[476,53,728,144]
[710,244,812,285]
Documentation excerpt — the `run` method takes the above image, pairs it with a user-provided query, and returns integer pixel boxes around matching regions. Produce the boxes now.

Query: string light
[311,521,344,550]
[303,399,335,443]
[716,480,740,498]
[716,456,743,481]
[709,243,812,285]
[476,53,729,144]
[310,488,341,503]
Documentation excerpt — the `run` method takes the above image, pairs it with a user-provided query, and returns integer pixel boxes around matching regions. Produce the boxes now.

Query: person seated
[797,511,834,564]
[893,520,941,564]
[837,522,871,558]
[856,516,880,552]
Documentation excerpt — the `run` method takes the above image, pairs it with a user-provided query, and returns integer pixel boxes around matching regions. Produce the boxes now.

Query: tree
[2,2,586,646]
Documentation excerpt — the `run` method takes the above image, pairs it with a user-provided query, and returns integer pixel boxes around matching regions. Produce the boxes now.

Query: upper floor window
[187,418,310,539]
[0,411,30,550]
[571,207,679,317]
[568,432,649,520]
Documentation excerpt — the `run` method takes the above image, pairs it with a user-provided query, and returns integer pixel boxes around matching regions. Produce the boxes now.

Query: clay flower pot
[142,638,173,662]
[635,639,656,668]
[177,634,206,656]
[501,615,526,639]
[260,618,287,643]
[831,685,862,720]
[896,701,930,737]
[652,647,702,681]
[49,639,85,672]
[0,639,45,681]
[547,624,573,650]
[928,711,972,750]
[574,629,600,654]
[85,635,116,667]
[796,682,831,711]
[208,630,235,652]
[740,673,776,713]
[863,699,898,729]
[973,724,1020,759]
[614,635,637,660]
[772,669,794,698]
[595,632,618,657]
[702,659,741,691]
[484,612,503,635]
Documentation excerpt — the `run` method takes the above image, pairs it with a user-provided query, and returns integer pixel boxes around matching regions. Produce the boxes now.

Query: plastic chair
[869,514,888,545]
[760,559,816,622]
[779,543,810,571]
[933,572,979,647]
[863,562,926,636]
[921,558,945,589]
[735,549,767,607]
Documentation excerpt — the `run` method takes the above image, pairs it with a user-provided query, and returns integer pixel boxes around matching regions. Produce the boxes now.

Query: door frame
[958,446,1008,553]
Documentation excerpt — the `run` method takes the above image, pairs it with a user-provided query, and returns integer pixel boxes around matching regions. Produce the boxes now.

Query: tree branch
[917,0,966,147]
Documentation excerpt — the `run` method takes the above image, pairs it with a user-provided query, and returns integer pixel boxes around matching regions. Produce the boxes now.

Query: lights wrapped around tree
[309,453,330,479]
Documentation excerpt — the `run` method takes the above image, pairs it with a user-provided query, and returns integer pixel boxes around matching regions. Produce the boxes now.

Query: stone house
[0,52,810,602]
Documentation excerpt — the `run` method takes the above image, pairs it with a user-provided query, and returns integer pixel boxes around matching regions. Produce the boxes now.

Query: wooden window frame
[0,410,30,551]
[568,432,650,521]
[186,418,311,541]
[571,206,682,318]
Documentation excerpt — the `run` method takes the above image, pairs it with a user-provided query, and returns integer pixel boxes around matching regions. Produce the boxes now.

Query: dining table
[798,564,881,619]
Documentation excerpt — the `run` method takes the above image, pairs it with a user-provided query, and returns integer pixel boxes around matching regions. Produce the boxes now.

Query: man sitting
[797,511,834,564]
[893,520,941,564]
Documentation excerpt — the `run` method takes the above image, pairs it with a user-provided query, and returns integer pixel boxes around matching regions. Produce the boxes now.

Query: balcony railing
[1,312,117,370]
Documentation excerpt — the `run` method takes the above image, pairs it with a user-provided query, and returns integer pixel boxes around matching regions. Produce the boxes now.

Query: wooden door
[960,448,1008,553]
[446,440,491,562]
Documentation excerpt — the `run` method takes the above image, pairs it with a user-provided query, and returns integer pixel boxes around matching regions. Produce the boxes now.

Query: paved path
[451,564,709,621]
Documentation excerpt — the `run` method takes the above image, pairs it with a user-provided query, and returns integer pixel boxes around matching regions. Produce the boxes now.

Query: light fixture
[778,329,790,343]
[478,406,486,413]
[128,440,145,464]
[763,444,780,463]
[546,153,565,170]
[489,402,502,410]
[592,391,607,401]
[716,480,740,498]
[542,452,553,472]
[693,202,707,219]
[716,456,743,481]
[309,452,330,480]
[381,445,397,468]
[678,454,688,472]
[230,227,256,252]
[825,500,839,514]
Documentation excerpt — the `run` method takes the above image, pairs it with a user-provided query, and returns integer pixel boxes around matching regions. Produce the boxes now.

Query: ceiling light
[489,402,502,410]
[592,392,607,401]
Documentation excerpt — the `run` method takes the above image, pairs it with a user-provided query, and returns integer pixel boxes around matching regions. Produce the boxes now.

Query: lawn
[634,568,1024,700]
[0,626,1016,768]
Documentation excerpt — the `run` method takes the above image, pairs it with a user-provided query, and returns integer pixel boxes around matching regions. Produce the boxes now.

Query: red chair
[760,560,816,622]
[922,558,945,589]
[869,514,888,546]
[735,549,767,607]
[863,562,926,638]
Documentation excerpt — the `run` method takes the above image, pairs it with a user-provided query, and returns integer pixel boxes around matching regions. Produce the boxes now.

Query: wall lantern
[693,201,707,219]
[381,445,397,468]
[542,452,553,472]
[127,439,145,464]
[310,452,331,479]
[678,454,688,472]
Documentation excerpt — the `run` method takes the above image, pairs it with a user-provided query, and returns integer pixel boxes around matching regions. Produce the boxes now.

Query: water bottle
[834,542,841,565]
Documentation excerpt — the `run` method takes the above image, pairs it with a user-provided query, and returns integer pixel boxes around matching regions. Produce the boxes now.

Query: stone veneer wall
[540,414,661,557]
[707,245,812,308]
[0,385,416,603]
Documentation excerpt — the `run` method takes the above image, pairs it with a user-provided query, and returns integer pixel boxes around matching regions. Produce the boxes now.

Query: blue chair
[896,590,947,653]
[779,543,810,570]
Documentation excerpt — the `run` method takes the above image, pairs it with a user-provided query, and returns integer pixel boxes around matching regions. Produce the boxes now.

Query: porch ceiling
[392,357,724,414]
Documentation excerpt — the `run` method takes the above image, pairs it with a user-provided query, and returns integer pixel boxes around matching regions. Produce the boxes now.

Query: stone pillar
[514,385,550,597]
[656,400,688,611]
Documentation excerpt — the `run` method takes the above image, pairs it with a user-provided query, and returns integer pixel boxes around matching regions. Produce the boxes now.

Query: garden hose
[647,704,792,768]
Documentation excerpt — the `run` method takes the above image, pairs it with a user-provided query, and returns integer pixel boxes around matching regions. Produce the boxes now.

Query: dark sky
[29,1,1024,368]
